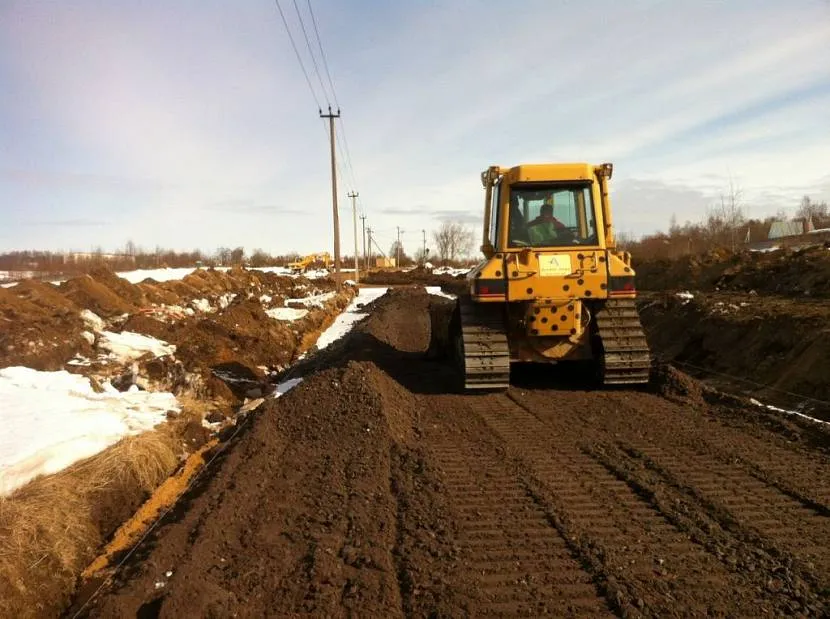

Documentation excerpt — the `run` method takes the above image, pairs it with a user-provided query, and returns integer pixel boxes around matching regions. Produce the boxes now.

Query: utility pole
[367,227,373,267]
[347,190,360,284]
[396,226,402,268]
[422,229,427,265]
[360,214,368,272]
[320,106,342,289]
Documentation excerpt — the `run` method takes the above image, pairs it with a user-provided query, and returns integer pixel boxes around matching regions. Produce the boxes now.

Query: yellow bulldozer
[450,162,651,390]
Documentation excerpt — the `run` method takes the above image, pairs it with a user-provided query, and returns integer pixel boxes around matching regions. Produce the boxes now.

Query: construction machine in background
[287,252,332,273]
[450,162,651,390]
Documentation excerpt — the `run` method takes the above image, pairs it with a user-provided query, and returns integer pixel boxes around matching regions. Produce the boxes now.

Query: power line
[273,0,323,111]
[291,0,332,106]
[306,0,340,109]
[304,0,359,192]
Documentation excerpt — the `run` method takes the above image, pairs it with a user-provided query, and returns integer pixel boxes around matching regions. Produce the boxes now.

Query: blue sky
[1,0,829,255]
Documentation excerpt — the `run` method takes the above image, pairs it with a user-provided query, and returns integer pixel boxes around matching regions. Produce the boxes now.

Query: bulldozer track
[426,397,611,616]
[463,393,777,616]
[456,297,510,390]
[595,298,651,385]
[512,388,830,611]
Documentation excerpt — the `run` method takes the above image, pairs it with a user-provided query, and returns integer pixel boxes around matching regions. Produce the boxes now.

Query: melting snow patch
[274,377,303,397]
[80,309,106,332]
[432,266,471,276]
[675,291,694,304]
[0,367,178,496]
[191,298,212,313]
[266,307,309,321]
[287,291,336,309]
[426,286,457,300]
[217,293,236,310]
[749,397,829,426]
[311,287,389,352]
[99,331,176,362]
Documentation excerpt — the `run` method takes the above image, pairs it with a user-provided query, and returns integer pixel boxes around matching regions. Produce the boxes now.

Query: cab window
[508,184,597,247]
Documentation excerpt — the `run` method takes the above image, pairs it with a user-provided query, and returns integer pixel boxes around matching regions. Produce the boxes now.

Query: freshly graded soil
[79,288,830,617]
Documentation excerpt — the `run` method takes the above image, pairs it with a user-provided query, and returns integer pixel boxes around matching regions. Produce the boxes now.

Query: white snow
[0,367,178,496]
[313,287,389,352]
[190,298,212,313]
[217,293,236,309]
[80,309,106,332]
[287,291,336,309]
[426,286,457,300]
[749,397,829,426]
[116,267,199,283]
[98,331,176,362]
[676,291,694,304]
[274,377,303,397]
[432,266,471,276]
[303,268,331,280]
[251,266,294,276]
[266,307,309,321]
[80,331,95,345]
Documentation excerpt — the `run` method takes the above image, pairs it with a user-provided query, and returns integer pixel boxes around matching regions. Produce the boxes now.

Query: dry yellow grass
[0,430,181,619]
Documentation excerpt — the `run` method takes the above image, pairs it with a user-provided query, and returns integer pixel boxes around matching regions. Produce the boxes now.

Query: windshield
[508,184,598,247]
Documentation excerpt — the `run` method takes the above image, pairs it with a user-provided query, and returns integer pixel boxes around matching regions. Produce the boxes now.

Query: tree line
[619,194,829,261]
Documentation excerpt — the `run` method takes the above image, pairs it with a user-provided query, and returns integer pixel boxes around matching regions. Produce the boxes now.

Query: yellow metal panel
[505,163,595,183]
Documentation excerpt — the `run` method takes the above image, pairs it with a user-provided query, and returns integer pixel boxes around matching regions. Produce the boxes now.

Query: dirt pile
[1,267,349,411]
[0,284,92,370]
[636,245,830,297]
[363,267,468,295]
[640,292,830,418]
[82,361,427,618]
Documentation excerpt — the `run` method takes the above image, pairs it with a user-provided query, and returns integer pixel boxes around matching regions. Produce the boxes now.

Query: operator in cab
[527,202,566,245]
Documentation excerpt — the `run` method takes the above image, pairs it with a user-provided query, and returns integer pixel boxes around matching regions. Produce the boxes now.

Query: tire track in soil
[468,392,774,617]
[519,390,830,584]
[423,396,612,617]
[512,388,830,614]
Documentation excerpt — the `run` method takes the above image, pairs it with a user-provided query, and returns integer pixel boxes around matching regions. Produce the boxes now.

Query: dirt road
[78,289,830,617]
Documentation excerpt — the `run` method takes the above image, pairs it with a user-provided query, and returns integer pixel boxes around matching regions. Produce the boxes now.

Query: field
[1,251,829,617]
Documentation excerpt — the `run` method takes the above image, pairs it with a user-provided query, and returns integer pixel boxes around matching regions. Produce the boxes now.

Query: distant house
[768,218,813,240]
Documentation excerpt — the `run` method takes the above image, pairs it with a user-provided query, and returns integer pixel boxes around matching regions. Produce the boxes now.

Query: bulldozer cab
[507,185,598,248]
[483,163,613,256]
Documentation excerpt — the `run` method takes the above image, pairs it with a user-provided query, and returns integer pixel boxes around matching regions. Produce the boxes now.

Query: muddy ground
[77,288,830,617]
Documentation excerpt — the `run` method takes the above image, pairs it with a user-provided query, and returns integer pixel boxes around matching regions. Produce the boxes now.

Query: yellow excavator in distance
[287,252,332,273]
[450,162,651,390]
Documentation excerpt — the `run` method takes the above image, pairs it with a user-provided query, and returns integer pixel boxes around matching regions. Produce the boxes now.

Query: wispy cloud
[0,0,828,252]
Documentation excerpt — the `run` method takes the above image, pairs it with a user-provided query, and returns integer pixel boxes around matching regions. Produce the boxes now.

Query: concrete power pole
[347,191,360,284]
[422,229,427,265]
[320,106,342,289]
[360,214,367,272]
[367,227,372,267]
[396,226,402,268]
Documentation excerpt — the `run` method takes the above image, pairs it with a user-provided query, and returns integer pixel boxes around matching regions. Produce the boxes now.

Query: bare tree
[432,221,475,264]
[215,247,232,266]
[796,195,829,226]
[230,247,245,265]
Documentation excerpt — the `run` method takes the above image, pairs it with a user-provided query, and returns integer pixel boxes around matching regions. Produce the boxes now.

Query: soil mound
[636,245,830,297]
[640,293,830,419]
[363,267,468,295]
[0,286,90,370]
[360,286,434,352]
[60,274,137,317]
[86,361,421,618]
